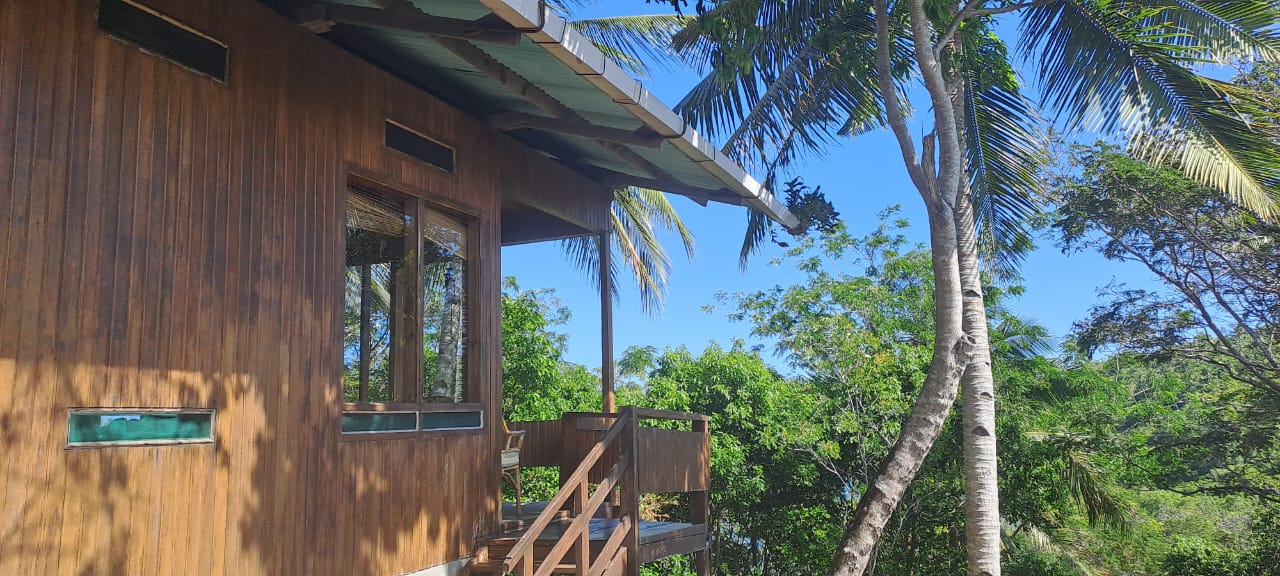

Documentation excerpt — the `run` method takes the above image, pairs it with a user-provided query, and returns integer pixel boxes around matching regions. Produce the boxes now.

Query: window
[67,409,215,447]
[421,210,468,402]
[386,121,455,173]
[98,0,229,83]
[342,183,478,434]
[343,187,410,403]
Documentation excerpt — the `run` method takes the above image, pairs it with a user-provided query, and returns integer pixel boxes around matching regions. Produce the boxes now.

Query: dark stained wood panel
[635,429,711,494]
[0,0,609,574]
[508,420,563,468]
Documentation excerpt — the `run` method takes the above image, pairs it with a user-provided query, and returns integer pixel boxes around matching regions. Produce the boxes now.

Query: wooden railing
[501,407,711,576]
[499,410,629,576]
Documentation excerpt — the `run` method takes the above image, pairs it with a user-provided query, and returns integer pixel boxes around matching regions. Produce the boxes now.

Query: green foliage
[501,278,601,421]
[500,279,603,502]
[503,203,1280,574]
[1050,143,1280,504]
[1160,537,1253,576]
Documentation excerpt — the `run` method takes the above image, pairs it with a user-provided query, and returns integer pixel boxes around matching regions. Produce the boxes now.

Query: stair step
[470,560,583,574]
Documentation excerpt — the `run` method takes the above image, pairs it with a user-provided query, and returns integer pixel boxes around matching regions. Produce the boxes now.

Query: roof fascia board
[473,0,801,231]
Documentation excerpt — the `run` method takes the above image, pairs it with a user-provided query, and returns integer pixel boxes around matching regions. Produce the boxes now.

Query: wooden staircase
[471,407,711,576]
[469,409,636,576]
[469,515,632,576]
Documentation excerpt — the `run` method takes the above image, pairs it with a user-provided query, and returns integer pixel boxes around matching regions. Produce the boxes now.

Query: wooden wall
[0,0,608,574]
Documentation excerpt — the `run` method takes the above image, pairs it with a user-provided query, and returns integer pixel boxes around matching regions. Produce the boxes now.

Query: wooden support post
[600,229,615,413]
[691,419,711,576]
[620,407,641,576]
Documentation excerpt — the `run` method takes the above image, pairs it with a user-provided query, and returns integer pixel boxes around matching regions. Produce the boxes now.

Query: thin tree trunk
[828,2,974,574]
[828,194,970,576]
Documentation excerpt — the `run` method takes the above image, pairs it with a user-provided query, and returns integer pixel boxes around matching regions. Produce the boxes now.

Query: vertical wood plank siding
[0,0,608,574]
[635,429,712,494]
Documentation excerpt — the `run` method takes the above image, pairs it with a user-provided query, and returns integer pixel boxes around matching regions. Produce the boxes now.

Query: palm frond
[1021,0,1280,218]
[1062,447,1132,530]
[673,0,888,176]
[963,29,1046,279]
[624,187,695,260]
[558,234,619,300]
[992,314,1054,361]
[1141,1,1280,63]
[611,194,668,315]
[571,14,697,78]
[1014,524,1113,576]
[738,209,771,268]
[559,188,695,315]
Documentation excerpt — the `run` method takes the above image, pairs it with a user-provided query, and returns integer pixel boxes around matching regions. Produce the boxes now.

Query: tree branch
[874,0,933,195]
[935,1,1048,57]
[907,0,963,208]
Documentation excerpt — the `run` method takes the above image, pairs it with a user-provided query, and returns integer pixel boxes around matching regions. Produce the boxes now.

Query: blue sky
[502,8,1158,370]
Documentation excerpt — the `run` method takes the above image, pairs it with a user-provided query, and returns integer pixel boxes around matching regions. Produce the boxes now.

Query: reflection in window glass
[423,211,467,403]
[67,411,213,444]
[341,412,417,433]
[419,411,482,430]
[344,187,407,402]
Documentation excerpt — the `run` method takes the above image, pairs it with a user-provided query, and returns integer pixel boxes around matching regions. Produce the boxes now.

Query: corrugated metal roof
[289,0,799,230]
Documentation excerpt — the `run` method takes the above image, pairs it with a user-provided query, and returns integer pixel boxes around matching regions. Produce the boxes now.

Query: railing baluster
[575,481,590,575]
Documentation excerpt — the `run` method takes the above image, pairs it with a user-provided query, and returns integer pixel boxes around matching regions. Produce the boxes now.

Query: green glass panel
[419,411,482,430]
[68,411,213,444]
[341,412,417,433]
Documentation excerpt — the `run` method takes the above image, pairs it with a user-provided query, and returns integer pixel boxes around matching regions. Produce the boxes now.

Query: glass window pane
[419,411,482,430]
[344,187,407,403]
[341,412,417,433]
[68,411,213,445]
[423,210,467,403]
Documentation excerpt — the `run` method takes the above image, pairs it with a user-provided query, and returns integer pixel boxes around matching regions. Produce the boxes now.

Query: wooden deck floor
[499,502,708,563]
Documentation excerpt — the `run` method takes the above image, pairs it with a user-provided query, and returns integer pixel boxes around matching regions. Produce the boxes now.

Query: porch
[472,407,711,575]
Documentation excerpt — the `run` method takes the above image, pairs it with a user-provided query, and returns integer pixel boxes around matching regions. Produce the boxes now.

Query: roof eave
[475,0,802,232]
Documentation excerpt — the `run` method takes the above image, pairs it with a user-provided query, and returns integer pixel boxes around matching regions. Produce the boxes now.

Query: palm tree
[669,1,1280,574]
[550,7,700,312]
[560,187,696,315]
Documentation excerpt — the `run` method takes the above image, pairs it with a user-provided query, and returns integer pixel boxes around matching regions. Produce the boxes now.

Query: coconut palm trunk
[950,44,1003,575]
[955,187,1001,575]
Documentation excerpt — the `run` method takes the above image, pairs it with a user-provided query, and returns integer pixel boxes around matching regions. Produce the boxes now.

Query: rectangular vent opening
[68,409,215,446]
[386,121,455,173]
[98,0,228,82]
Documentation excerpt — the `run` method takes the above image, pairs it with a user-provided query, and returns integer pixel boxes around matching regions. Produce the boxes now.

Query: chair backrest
[502,419,525,451]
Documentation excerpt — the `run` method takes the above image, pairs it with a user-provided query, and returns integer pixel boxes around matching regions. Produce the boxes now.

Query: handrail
[628,407,709,422]
[498,406,710,576]
[534,458,627,575]
[501,412,632,574]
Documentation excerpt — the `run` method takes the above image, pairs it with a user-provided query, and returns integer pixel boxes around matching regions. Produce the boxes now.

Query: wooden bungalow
[0,0,798,574]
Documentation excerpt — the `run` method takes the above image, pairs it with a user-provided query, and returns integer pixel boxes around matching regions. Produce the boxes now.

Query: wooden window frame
[341,174,482,438]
